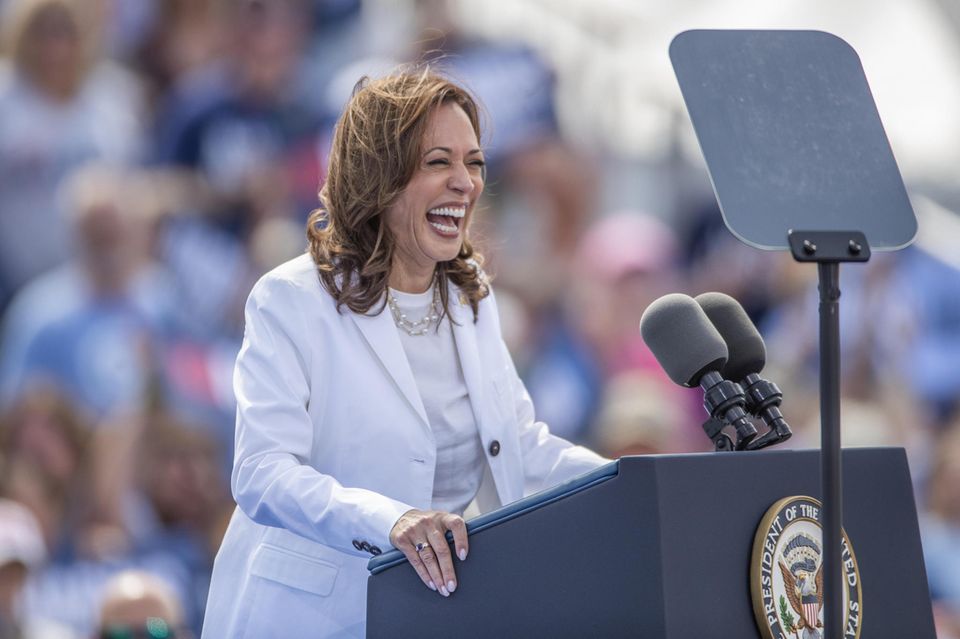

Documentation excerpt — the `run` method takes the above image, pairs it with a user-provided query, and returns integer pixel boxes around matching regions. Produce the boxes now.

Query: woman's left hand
[389,509,469,597]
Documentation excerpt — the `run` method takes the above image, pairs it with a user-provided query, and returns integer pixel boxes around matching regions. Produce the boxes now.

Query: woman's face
[384,102,485,290]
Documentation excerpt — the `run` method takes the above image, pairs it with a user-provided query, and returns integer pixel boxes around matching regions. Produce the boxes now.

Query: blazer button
[488,440,501,457]
[369,545,383,556]
[352,539,363,551]
[360,541,372,553]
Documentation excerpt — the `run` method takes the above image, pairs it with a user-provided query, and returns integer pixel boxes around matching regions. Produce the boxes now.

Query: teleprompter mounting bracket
[787,229,871,263]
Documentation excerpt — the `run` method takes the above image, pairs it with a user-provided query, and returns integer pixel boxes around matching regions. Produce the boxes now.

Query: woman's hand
[389,509,468,597]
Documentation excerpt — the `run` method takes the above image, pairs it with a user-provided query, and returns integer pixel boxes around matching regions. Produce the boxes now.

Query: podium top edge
[368,460,620,574]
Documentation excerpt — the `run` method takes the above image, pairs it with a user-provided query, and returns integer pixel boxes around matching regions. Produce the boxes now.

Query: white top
[390,286,484,515]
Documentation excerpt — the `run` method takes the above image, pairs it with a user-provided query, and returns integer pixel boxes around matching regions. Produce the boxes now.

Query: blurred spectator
[0,498,76,639]
[126,416,232,634]
[0,164,173,417]
[0,385,139,578]
[149,0,315,339]
[522,211,702,445]
[0,500,44,610]
[136,419,230,545]
[300,0,365,117]
[895,248,960,422]
[514,299,603,442]
[760,247,958,439]
[153,0,319,228]
[569,211,680,373]
[129,0,226,106]
[97,0,159,65]
[0,387,93,561]
[0,0,144,308]
[96,570,191,639]
[921,418,960,638]
[681,202,784,326]
[0,403,225,636]
[591,371,692,457]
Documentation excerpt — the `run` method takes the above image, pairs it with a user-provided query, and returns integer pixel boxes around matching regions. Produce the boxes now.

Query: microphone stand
[702,416,735,452]
[703,373,792,452]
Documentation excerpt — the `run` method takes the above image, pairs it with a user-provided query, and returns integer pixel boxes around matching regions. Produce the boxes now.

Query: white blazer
[201,254,606,638]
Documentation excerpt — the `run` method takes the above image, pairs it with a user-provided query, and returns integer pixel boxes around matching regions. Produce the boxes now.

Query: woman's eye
[427,158,450,166]
[470,160,486,168]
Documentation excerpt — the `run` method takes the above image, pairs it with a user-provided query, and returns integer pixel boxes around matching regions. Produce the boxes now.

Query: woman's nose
[448,163,475,194]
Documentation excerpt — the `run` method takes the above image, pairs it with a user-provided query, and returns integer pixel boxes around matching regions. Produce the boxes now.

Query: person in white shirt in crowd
[0,0,144,307]
[201,68,608,637]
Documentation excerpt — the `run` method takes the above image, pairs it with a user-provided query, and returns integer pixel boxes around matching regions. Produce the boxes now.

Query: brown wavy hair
[306,67,489,321]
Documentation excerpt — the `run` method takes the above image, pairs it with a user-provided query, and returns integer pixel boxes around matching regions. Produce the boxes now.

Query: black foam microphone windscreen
[639,293,728,387]
[695,292,766,381]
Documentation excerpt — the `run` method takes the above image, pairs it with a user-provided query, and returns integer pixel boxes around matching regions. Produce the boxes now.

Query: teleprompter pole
[788,230,870,639]
[818,261,842,639]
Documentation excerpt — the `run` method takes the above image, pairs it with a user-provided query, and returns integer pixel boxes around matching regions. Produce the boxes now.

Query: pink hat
[576,211,677,281]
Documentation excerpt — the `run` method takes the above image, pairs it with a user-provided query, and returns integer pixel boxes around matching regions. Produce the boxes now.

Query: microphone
[639,294,758,450]
[694,292,792,450]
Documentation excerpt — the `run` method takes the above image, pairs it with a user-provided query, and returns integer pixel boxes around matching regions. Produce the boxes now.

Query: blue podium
[366,449,934,638]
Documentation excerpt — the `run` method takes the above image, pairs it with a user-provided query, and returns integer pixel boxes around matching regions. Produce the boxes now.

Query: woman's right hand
[389,509,468,597]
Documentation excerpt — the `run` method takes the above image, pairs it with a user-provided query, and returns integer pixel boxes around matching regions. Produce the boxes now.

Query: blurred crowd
[0,0,959,637]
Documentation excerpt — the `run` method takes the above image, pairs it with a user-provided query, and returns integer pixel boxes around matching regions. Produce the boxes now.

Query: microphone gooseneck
[696,371,758,450]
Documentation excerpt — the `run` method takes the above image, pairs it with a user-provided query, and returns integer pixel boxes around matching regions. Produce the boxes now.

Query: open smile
[426,205,466,237]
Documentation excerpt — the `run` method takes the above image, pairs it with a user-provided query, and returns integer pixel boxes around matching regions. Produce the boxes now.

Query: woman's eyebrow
[423,146,483,155]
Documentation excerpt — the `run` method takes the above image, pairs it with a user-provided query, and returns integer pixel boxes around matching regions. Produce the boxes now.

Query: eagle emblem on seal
[778,533,823,638]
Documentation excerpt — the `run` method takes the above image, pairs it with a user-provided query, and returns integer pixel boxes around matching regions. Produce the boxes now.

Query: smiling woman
[383,101,485,292]
[200,68,608,638]
[308,71,490,320]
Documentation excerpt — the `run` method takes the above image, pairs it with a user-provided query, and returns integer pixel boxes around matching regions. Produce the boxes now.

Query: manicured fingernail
[440,585,450,597]
[428,581,437,591]
[447,580,456,593]
[459,549,467,561]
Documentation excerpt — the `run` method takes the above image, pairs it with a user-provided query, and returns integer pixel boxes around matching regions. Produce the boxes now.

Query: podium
[366,448,934,638]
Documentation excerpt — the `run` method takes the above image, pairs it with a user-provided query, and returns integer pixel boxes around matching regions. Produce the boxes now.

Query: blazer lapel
[350,302,430,430]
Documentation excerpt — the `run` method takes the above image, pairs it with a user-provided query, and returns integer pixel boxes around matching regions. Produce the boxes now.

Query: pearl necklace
[387,285,442,336]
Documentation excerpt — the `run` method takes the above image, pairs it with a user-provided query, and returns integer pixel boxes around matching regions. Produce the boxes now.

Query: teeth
[428,206,466,218]
[430,220,458,233]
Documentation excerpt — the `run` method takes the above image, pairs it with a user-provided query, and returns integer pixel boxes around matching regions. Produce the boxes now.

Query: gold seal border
[749,495,863,639]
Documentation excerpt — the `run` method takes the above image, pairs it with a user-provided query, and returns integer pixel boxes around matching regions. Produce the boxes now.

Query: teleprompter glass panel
[670,30,916,251]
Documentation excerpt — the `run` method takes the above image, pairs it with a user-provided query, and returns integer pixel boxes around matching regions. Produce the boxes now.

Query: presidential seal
[750,496,862,639]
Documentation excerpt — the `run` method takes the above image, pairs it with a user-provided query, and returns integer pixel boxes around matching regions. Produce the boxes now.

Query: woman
[201,69,607,638]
